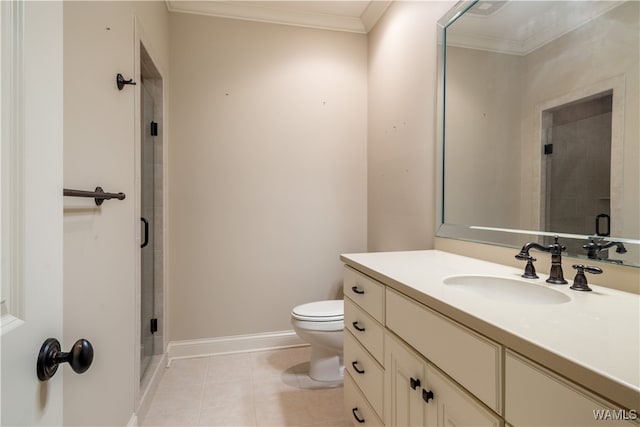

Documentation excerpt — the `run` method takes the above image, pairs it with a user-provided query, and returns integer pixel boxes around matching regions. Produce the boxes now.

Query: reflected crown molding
[447,1,624,55]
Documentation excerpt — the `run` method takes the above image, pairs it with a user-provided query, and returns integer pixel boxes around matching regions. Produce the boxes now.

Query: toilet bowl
[291,300,344,382]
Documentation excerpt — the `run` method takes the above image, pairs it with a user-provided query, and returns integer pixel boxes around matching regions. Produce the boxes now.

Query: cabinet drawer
[506,351,638,426]
[345,297,384,364]
[345,330,384,418]
[345,372,385,426]
[343,266,385,323]
[386,288,502,413]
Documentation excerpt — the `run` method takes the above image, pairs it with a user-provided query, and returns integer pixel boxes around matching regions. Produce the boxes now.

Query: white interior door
[1,1,65,425]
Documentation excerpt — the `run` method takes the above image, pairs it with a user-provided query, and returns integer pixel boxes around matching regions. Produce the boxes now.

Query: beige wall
[168,13,367,341]
[63,2,169,425]
[367,0,455,251]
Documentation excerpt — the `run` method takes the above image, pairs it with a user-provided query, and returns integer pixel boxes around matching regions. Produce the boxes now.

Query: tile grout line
[250,352,259,427]
[197,356,210,426]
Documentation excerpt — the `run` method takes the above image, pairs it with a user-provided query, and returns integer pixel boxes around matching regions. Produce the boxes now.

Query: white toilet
[291,299,344,382]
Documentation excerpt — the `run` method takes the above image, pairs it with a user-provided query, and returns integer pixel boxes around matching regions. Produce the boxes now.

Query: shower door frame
[133,18,168,417]
[140,80,156,380]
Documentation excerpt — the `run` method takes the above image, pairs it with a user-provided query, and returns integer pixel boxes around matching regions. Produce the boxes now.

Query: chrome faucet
[515,236,568,284]
[583,238,627,260]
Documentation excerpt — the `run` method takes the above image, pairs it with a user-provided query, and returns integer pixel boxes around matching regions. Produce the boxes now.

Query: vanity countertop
[340,250,640,410]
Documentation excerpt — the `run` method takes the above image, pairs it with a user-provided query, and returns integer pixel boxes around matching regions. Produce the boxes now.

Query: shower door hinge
[544,143,553,155]
[150,318,158,334]
[150,121,158,136]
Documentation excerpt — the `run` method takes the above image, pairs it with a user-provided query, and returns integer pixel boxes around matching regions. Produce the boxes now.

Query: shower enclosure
[543,92,613,254]
[139,42,164,384]
[140,81,156,378]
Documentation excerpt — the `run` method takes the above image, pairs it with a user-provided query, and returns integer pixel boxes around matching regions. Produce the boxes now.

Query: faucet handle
[582,240,601,259]
[570,264,603,292]
[551,235,566,253]
[516,254,538,279]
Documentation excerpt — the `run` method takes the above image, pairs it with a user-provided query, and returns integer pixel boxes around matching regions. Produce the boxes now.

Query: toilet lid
[291,300,344,321]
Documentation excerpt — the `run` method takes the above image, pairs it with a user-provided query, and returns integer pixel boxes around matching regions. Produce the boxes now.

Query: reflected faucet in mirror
[516,236,568,284]
[583,238,627,261]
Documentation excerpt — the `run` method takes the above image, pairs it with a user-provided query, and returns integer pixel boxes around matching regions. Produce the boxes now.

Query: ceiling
[165,1,393,34]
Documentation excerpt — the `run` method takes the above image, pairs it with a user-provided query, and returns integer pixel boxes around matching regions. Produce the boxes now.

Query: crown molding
[361,1,392,33]
[165,1,392,34]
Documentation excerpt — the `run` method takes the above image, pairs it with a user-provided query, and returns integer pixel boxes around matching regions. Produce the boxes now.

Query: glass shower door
[140,82,155,379]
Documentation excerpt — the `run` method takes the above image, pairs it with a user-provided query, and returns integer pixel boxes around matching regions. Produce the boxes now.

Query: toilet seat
[291,300,343,322]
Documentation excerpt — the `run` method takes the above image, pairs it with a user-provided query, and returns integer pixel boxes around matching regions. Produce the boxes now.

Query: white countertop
[340,250,640,410]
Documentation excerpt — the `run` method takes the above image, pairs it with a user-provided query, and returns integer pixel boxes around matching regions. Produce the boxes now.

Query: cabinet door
[426,364,502,427]
[385,333,428,427]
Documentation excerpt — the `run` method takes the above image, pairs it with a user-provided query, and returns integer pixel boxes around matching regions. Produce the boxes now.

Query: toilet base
[309,346,344,382]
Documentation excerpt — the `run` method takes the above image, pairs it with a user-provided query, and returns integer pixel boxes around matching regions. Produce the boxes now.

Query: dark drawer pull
[352,360,365,374]
[352,407,365,424]
[422,389,434,403]
[351,286,365,294]
[352,321,365,332]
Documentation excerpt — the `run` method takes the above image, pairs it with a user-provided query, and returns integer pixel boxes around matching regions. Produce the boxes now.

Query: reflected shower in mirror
[436,0,639,266]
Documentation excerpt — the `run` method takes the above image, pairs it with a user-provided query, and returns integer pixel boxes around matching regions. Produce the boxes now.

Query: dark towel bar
[63,186,126,206]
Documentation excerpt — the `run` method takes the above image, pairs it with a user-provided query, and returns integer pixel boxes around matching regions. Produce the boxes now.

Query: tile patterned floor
[141,346,351,427]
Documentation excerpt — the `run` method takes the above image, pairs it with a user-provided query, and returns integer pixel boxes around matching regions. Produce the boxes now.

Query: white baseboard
[167,330,306,363]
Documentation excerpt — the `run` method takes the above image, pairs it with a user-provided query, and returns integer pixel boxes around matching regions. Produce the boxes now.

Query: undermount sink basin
[443,275,571,305]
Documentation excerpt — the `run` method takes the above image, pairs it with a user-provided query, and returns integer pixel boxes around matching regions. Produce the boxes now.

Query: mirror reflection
[438,0,639,267]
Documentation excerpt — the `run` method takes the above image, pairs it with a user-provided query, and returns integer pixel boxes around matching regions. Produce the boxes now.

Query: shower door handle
[141,217,149,248]
[595,213,610,236]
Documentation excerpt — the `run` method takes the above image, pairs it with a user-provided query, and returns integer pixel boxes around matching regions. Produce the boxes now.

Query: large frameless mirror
[436,0,640,267]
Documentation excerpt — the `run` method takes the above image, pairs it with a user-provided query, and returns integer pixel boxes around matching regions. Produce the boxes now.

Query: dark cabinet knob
[410,377,421,390]
[37,338,94,381]
[422,389,434,403]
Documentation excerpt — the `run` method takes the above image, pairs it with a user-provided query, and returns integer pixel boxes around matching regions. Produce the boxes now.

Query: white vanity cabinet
[341,252,639,427]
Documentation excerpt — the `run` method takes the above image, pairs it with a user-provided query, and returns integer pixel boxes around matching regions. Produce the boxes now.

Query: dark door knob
[37,338,94,381]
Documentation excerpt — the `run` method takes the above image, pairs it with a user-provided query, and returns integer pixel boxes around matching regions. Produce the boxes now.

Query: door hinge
[150,318,158,334]
[544,143,553,155]
[150,121,158,136]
